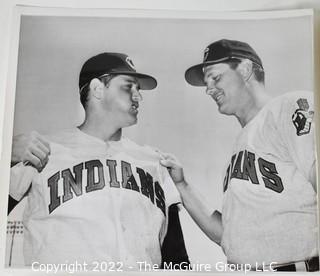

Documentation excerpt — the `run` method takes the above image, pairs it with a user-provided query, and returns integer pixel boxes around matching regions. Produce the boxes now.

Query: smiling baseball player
[9,53,189,269]
[160,39,318,272]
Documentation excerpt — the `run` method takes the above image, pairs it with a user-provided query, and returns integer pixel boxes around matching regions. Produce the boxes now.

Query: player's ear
[89,78,104,100]
[238,59,253,82]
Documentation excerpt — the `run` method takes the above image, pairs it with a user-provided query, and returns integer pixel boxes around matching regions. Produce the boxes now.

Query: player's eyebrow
[125,78,141,90]
[204,71,219,80]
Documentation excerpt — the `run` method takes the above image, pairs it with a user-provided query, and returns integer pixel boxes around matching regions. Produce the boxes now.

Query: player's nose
[132,89,143,102]
[205,86,217,96]
[205,79,218,95]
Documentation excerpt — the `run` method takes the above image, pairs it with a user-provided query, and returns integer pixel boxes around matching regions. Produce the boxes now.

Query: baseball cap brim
[185,57,231,87]
[108,71,157,90]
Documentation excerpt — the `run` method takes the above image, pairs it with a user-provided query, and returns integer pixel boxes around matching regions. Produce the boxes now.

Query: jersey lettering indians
[48,158,166,215]
[223,150,283,193]
[10,129,179,267]
[220,91,318,266]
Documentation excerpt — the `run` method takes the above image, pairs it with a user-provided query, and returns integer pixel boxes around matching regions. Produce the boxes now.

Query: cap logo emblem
[203,47,210,61]
[126,57,136,70]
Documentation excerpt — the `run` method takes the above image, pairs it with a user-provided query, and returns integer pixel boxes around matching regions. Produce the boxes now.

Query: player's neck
[236,86,270,127]
[78,113,122,142]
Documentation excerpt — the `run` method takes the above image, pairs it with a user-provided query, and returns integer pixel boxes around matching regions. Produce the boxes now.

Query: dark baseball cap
[185,39,263,86]
[79,52,157,91]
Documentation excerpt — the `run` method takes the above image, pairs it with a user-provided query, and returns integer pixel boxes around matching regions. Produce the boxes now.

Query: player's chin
[217,103,224,113]
[218,104,232,115]
[126,114,138,126]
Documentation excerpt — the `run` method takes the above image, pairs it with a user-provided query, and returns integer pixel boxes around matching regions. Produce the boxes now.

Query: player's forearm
[176,181,223,245]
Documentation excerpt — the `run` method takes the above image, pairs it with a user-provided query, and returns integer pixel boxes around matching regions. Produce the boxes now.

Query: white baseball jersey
[221,91,318,266]
[10,128,180,268]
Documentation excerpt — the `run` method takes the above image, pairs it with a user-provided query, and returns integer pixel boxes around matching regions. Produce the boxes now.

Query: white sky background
[7,11,313,266]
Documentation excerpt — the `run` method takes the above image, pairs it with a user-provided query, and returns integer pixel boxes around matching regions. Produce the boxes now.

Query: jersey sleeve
[279,91,316,186]
[9,163,38,201]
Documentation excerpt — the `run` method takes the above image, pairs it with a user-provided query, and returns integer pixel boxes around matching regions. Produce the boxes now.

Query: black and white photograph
[1,4,319,274]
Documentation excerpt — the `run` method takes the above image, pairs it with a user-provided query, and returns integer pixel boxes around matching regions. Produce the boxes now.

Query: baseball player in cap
[160,39,319,271]
[9,52,189,269]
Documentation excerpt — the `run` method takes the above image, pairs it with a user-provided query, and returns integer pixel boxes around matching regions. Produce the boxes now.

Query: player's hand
[160,153,185,184]
[11,131,51,172]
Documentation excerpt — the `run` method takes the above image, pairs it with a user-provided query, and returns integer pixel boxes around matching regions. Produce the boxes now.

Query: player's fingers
[159,159,170,167]
[30,145,48,162]
[35,139,51,156]
[160,152,178,161]
[161,153,182,167]
[22,151,43,170]
[34,133,51,154]
[159,158,177,168]
[30,131,51,155]
[43,155,49,165]
[39,156,49,171]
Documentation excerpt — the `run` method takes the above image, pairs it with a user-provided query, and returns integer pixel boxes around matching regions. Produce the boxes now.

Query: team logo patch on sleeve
[292,98,314,136]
